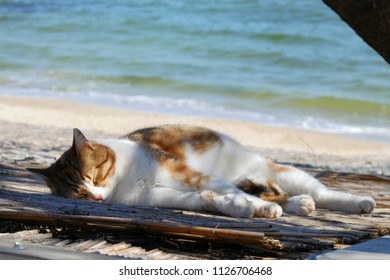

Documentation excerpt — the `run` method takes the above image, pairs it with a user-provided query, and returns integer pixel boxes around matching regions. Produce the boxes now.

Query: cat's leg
[232,153,375,214]
[151,181,282,219]
[147,186,255,218]
[204,178,283,219]
[234,177,315,216]
[264,161,376,214]
[314,190,375,213]
[152,157,255,217]
[146,180,257,218]
[155,158,282,218]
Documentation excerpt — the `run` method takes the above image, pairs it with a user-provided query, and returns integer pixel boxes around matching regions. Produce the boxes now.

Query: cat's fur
[28,125,376,218]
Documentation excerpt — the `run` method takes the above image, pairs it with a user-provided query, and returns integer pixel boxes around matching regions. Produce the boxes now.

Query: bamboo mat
[0,229,195,260]
[0,163,389,259]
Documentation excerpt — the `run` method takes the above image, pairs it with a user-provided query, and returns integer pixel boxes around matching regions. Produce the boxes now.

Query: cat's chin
[84,183,110,202]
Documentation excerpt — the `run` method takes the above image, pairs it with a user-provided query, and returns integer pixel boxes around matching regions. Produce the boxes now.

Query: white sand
[1,95,389,164]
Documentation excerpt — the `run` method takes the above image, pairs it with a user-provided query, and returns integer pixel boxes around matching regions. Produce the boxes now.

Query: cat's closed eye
[83,174,93,183]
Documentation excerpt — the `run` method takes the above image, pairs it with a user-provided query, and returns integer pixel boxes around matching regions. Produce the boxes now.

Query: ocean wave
[1,88,389,142]
[0,0,389,142]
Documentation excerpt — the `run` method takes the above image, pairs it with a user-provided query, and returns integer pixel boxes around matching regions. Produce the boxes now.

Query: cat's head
[28,129,115,201]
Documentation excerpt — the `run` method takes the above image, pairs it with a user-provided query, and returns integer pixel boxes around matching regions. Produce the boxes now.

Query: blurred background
[0,0,389,140]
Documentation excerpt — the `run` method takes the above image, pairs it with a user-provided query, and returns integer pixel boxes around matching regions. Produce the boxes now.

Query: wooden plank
[314,235,390,260]
[0,238,123,260]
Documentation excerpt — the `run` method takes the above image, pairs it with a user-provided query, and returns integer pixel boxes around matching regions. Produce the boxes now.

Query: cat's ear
[73,128,94,153]
[26,167,51,180]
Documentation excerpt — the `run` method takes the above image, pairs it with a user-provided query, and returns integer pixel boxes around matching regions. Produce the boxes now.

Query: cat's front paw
[284,194,315,216]
[223,194,255,218]
[253,202,283,219]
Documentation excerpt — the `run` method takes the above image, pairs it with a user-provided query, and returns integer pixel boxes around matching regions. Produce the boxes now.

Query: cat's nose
[96,194,103,201]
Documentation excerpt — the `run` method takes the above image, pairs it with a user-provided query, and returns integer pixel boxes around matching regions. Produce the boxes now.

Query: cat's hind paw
[359,197,376,214]
[284,194,315,216]
[344,196,376,214]
[253,202,283,219]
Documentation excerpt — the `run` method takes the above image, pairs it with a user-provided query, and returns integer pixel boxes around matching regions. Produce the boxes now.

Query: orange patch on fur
[236,179,268,195]
[202,191,218,199]
[260,179,288,204]
[161,157,211,189]
[125,125,221,160]
[237,178,288,204]
[266,162,291,173]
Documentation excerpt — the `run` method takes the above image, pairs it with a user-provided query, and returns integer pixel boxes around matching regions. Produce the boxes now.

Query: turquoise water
[0,0,389,140]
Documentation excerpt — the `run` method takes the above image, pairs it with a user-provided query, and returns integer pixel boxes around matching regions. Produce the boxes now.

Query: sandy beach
[0,95,389,175]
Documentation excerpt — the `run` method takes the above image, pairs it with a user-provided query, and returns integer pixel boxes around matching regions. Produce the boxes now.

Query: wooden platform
[313,235,390,260]
[0,163,389,259]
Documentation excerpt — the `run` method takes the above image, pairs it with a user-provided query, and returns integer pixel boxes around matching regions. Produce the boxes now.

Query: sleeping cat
[28,125,375,218]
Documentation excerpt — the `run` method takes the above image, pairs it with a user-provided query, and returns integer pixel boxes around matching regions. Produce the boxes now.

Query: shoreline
[1,95,389,174]
[1,92,389,144]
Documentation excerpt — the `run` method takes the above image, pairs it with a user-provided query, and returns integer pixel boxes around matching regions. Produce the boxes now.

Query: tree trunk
[323,0,390,64]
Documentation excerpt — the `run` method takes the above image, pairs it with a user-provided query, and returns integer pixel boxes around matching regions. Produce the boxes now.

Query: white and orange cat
[28,125,375,218]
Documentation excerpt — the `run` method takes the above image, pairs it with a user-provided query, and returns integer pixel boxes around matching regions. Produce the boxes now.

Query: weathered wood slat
[0,210,279,249]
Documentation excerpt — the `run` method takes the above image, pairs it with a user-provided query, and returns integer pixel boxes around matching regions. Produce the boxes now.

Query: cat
[28,125,376,219]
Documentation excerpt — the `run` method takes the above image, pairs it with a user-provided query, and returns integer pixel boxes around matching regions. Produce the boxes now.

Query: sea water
[0,0,389,140]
